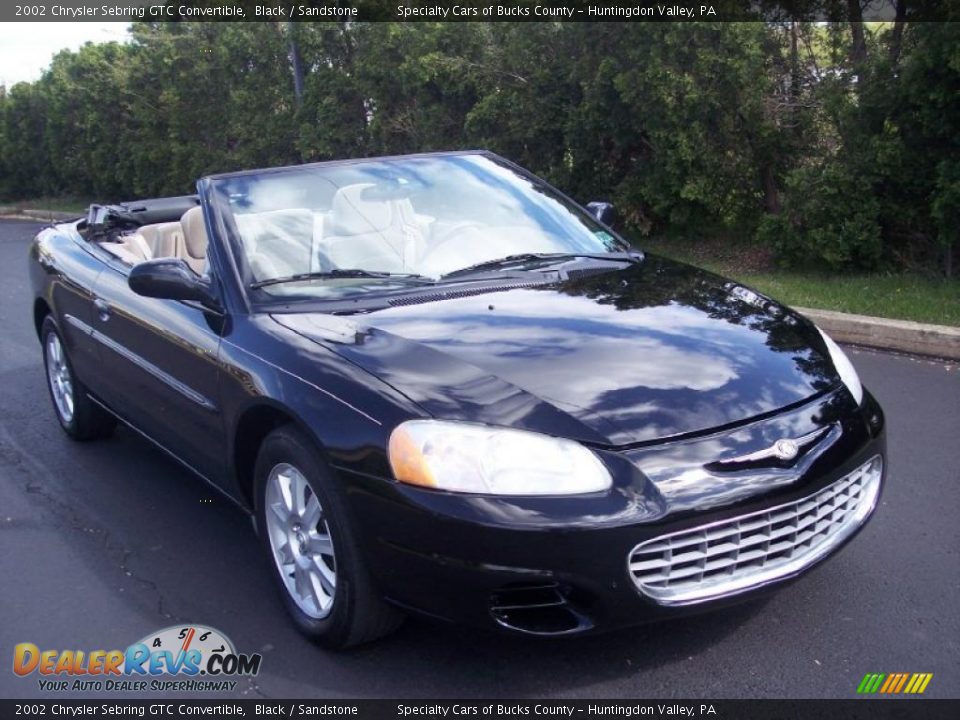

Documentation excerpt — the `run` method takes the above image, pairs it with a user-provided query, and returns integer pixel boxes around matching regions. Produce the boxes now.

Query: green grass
[0,196,90,215]
[729,272,960,327]
[643,239,960,327]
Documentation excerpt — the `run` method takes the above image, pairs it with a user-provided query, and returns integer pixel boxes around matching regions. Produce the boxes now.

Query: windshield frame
[204,150,634,312]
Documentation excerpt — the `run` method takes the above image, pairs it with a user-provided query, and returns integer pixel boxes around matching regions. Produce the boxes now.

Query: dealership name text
[396,706,716,718]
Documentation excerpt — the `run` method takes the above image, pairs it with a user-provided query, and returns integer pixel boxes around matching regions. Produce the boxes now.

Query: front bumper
[346,388,886,636]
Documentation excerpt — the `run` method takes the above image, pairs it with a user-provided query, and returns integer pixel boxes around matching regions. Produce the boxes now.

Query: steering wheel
[418,223,486,268]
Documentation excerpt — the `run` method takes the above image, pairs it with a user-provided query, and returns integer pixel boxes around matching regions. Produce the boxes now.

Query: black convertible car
[28,151,885,648]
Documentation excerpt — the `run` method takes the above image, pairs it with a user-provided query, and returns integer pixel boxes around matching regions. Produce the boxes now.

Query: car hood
[271,256,838,446]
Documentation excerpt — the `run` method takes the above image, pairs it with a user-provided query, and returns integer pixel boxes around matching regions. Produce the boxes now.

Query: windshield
[211,153,627,301]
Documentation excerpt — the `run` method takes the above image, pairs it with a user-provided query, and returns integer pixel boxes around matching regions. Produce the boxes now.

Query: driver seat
[179,206,209,275]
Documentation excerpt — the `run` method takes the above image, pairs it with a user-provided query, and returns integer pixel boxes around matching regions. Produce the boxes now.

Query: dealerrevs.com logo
[13,625,262,693]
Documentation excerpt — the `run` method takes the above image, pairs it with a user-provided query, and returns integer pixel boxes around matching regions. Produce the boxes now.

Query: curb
[0,207,80,222]
[797,306,960,361]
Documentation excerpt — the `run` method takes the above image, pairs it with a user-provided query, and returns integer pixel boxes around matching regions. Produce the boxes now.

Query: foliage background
[0,19,957,275]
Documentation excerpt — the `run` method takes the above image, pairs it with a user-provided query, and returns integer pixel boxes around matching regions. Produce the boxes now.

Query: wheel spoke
[270,500,290,523]
[308,569,332,607]
[294,564,311,604]
[313,556,337,593]
[308,533,333,557]
[275,541,295,567]
[303,495,323,530]
[276,472,295,515]
[290,471,308,518]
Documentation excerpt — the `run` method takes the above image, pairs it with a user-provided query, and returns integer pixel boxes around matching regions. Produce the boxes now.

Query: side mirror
[586,201,619,228]
[128,258,220,311]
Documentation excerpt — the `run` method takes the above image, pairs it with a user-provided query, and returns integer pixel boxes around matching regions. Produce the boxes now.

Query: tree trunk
[889,0,907,66]
[847,0,868,76]
[762,164,782,215]
[790,21,801,134]
[287,21,305,110]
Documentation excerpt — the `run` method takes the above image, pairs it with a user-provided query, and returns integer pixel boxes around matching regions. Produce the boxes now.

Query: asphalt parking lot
[0,219,957,700]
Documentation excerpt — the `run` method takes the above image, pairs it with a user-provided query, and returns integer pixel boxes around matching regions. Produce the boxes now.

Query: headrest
[329,184,394,236]
[180,206,209,260]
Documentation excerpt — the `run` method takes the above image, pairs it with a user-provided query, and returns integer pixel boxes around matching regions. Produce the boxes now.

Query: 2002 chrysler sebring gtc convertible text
[28,151,885,648]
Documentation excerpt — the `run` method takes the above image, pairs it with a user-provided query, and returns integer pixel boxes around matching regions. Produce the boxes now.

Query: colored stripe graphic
[857,672,933,694]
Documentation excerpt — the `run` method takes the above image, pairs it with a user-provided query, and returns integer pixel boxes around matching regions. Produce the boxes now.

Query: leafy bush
[758,161,883,270]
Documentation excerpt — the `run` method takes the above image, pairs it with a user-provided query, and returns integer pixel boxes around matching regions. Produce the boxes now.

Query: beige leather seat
[104,210,207,273]
[139,222,185,259]
[102,233,151,265]
[321,184,424,273]
[179,206,209,275]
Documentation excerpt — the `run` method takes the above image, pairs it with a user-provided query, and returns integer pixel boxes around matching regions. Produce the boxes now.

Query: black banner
[2,0,957,23]
[1,700,960,720]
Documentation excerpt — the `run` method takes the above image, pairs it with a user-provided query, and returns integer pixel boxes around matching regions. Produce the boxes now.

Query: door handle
[93,298,111,322]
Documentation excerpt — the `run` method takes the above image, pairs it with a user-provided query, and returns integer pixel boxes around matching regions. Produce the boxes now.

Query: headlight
[816,326,863,405]
[388,420,612,495]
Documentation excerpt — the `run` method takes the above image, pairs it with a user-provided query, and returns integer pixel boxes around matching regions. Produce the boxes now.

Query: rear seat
[103,208,207,275]
[139,222,185,259]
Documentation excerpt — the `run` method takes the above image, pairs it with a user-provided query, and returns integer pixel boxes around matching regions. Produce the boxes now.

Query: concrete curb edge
[0,208,81,222]
[796,306,960,361]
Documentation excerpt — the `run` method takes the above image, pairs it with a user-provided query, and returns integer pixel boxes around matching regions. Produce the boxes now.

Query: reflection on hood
[275,256,835,445]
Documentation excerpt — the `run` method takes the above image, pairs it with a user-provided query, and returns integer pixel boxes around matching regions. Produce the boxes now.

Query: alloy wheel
[264,462,337,618]
[45,333,75,424]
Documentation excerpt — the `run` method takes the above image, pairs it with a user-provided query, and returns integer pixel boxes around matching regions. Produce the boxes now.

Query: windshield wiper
[440,251,643,279]
[250,269,431,289]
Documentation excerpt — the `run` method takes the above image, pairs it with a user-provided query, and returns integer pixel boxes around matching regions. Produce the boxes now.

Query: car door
[39,236,106,392]
[89,218,227,486]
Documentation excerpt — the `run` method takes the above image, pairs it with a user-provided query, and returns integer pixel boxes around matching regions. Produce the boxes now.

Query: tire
[254,425,403,648]
[41,316,116,441]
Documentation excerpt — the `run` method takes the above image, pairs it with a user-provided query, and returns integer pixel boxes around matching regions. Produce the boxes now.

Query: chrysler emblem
[711,427,830,468]
[773,438,799,461]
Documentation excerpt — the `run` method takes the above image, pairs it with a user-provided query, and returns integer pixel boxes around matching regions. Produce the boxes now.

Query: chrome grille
[628,455,883,605]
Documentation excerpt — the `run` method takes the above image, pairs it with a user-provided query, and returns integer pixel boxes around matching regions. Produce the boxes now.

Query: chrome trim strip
[63,313,93,336]
[627,455,883,606]
[65,313,216,412]
[86,394,249,514]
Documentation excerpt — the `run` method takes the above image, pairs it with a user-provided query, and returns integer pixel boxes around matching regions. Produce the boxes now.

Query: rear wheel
[41,317,115,441]
[254,425,403,648]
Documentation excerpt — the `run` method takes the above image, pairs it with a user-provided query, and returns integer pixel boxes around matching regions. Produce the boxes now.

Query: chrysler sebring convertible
[28,151,885,648]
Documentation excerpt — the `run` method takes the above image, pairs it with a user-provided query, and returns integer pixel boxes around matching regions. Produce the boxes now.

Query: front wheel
[254,425,403,648]
[41,316,115,441]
